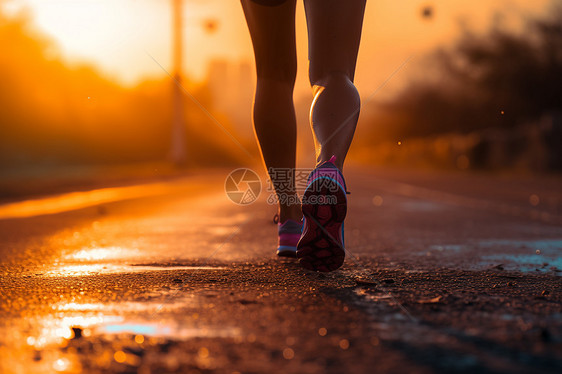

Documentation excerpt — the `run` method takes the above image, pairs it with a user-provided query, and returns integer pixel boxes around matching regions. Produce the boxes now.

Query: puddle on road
[21,299,201,348]
[37,246,226,277]
[12,245,234,370]
[425,238,562,274]
[55,299,197,313]
[480,254,562,273]
[429,239,562,253]
[478,239,562,251]
[98,322,240,339]
[2,298,241,373]
[68,247,140,261]
[41,264,225,277]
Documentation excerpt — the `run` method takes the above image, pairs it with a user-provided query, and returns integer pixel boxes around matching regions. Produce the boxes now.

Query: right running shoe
[297,155,348,272]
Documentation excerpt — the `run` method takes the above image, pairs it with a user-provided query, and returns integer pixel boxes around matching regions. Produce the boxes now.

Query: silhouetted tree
[372,2,562,140]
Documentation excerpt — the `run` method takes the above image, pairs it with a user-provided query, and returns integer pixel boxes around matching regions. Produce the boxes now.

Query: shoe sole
[277,246,297,258]
[297,178,347,272]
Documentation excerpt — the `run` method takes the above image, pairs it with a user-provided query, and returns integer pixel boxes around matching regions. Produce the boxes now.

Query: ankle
[278,204,302,223]
[316,154,344,171]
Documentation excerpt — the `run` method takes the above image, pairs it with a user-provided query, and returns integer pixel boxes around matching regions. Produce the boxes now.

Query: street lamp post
[171,0,186,165]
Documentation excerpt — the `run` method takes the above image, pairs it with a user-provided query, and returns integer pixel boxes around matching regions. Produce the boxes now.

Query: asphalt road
[0,166,561,374]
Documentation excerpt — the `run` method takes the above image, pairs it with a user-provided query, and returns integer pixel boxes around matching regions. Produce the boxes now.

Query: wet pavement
[0,167,561,373]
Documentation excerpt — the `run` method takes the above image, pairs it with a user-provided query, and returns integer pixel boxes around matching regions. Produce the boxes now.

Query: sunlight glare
[69,247,139,261]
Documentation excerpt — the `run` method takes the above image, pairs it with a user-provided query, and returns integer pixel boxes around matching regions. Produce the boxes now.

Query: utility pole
[171,0,186,165]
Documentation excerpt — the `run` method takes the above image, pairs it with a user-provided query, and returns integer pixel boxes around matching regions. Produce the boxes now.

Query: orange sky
[1,0,550,96]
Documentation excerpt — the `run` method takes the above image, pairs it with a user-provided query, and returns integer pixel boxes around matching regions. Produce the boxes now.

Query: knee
[309,67,353,86]
[256,59,297,85]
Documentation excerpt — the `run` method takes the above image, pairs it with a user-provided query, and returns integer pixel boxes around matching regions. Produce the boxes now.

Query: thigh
[241,0,298,82]
[304,0,366,84]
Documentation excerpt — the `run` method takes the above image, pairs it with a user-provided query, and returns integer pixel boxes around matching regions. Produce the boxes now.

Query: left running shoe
[276,218,303,258]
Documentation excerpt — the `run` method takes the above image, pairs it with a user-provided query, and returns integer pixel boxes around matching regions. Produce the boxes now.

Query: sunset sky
[1,0,550,96]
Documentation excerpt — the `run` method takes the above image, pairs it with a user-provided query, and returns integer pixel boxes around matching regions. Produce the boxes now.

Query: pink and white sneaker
[297,155,348,272]
[276,218,303,258]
